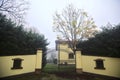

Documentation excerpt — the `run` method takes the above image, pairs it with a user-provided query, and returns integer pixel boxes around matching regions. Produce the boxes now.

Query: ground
[1,64,119,80]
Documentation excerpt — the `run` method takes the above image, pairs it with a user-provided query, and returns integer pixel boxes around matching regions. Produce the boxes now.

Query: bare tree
[0,0,29,24]
[53,4,98,54]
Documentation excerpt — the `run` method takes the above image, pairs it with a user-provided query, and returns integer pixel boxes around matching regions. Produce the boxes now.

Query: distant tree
[47,59,53,63]
[50,52,56,62]
[77,24,120,57]
[0,0,29,23]
[53,58,57,64]
[53,4,98,54]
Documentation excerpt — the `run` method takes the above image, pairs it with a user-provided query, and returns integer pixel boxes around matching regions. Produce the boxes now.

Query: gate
[42,60,76,73]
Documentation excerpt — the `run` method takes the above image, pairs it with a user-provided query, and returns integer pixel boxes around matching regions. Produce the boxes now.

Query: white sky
[25,0,120,48]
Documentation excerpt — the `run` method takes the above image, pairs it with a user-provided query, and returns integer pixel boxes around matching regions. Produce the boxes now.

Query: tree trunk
[73,49,77,72]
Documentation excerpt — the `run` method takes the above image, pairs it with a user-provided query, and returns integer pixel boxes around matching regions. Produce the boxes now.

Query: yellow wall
[0,55,36,77]
[0,49,42,78]
[58,43,120,78]
[57,41,120,78]
[81,55,120,78]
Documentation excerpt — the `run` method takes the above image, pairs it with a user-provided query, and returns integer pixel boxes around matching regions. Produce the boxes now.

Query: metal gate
[42,60,76,73]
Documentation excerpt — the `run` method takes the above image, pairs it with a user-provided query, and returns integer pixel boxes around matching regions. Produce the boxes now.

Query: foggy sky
[26,0,120,48]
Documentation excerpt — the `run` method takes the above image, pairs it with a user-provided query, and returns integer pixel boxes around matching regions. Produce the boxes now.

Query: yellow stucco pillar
[76,50,83,73]
[35,49,42,74]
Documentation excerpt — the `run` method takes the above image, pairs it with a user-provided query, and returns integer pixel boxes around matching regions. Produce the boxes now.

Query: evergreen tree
[77,24,120,58]
[0,13,49,68]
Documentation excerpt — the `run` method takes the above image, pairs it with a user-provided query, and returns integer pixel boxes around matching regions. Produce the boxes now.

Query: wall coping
[0,54,36,57]
[82,55,120,59]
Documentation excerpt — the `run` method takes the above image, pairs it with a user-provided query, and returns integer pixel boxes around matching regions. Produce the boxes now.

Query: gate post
[76,50,82,73]
[35,48,42,74]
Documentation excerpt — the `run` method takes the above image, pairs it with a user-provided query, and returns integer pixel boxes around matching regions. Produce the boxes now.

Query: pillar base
[35,69,41,74]
[76,68,83,73]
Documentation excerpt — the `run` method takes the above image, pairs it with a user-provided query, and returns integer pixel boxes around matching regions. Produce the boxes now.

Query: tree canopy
[53,4,98,53]
[77,24,120,58]
[0,13,49,67]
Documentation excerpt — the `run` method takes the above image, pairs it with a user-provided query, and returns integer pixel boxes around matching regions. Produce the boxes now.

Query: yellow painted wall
[36,50,42,69]
[58,42,120,78]
[76,51,82,69]
[81,55,120,78]
[0,55,36,78]
[59,44,75,64]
